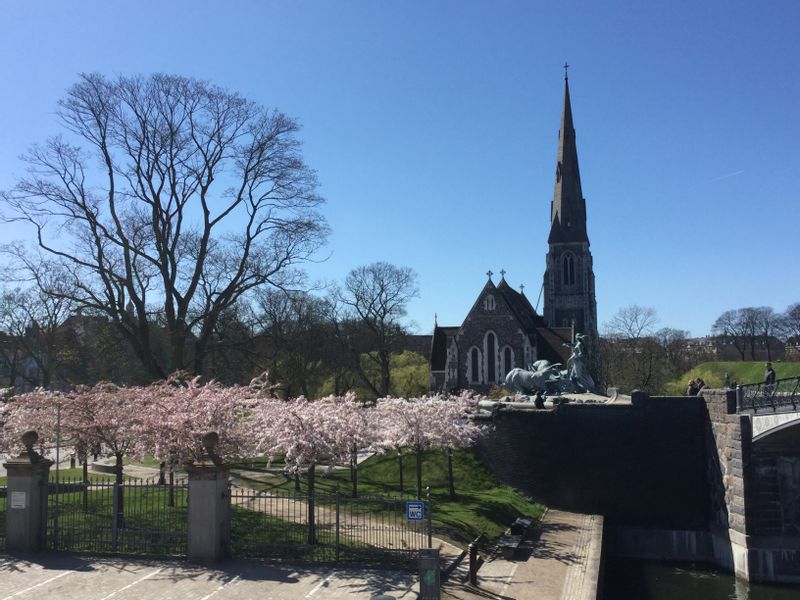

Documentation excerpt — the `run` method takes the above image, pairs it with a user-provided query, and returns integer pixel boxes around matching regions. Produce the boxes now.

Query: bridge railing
[736,376,800,413]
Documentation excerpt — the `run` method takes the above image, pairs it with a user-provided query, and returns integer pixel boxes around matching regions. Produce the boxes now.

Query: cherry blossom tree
[0,388,61,455]
[429,391,486,499]
[375,393,485,499]
[329,393,378,498]
[136,373,257,466]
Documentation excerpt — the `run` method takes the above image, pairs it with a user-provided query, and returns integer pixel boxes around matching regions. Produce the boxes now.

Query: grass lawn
[231,449,545,545]
[664,361,800,395]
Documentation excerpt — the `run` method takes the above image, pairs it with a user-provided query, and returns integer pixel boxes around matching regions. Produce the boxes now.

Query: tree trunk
[397,449,404,493]
[416,446,423,499]
[295,472,301,492]
[447,448,456,500]
[169,468,175,508]
[307,464,316,544]
[82,457,89,511]
[351,445,358,498]
[115,452,125,527]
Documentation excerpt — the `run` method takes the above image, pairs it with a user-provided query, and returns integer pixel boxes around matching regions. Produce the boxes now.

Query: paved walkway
[441,510,603,600]
[0,554,419,599]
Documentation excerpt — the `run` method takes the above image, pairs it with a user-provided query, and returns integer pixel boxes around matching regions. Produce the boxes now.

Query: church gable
[455,275,536,391]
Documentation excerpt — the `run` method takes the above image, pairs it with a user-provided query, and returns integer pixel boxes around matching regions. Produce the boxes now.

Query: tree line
[599,303,800,395]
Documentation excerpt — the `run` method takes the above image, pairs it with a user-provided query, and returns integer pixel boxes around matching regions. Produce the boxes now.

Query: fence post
[426,486,432,549]
[3,431,53,552]
[468,541,478,585]
[111,482,120,552]
[186,432,230,562]
[335,486,341,563]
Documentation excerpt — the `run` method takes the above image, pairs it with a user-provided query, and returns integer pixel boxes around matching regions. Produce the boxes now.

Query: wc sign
[406,500,425,521]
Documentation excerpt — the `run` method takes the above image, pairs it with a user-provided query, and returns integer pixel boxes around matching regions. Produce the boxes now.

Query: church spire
[548,74,588,244]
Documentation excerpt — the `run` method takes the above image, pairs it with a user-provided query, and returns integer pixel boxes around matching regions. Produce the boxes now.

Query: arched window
[485,332,496,383]
[483,294,496,311]
[470,347,481,383]
[562,254,576,286]
[503,346,514,376]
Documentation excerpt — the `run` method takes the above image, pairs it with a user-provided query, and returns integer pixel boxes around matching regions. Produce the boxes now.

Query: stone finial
[202,431,219,454]
[21,430,39,453]
[13,430,45,463]
[201,431,222,467]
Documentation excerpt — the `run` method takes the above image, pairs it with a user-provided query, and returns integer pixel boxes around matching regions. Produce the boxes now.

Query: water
[603,558,800,600]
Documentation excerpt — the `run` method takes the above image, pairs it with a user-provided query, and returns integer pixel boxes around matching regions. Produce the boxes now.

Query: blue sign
[406,500,425,521]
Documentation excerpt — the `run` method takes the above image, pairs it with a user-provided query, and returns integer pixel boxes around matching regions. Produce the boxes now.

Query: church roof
[548,77,589,245]
[496,277,547,332]
[535,326,573,365]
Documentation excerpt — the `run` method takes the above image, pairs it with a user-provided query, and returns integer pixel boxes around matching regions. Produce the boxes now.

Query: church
[429,75,598,393]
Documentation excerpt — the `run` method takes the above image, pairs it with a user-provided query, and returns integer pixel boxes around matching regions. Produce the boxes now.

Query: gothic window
[485,331,496,383]
[469,347,481,383]
[483,295,496,311]
[562,253,576,286]
[503,346,514,376]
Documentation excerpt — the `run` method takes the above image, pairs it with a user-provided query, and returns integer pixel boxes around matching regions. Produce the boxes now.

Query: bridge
[476,385,800,585]
[736,376,800,441]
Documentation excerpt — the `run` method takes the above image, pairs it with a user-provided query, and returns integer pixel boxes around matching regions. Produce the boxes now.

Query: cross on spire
[563,62,569,80]
[486,270,493,280]
[499,269,506,279]
[520,284,525,293]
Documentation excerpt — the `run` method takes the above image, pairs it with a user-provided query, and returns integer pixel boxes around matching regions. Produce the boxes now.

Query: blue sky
[1,1,798,337]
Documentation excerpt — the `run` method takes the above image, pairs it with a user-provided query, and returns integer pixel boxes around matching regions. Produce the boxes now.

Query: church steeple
[548,77,588,244]
[543,71,598,341]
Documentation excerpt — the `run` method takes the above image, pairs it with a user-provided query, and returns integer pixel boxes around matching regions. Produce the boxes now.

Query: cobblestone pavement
[0,554,418,600]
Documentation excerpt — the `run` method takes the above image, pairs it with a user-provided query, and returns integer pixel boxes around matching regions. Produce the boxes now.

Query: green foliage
[317,350,429,398]
[234,449,545,544]
[663,361,800,396]
[388,351,429,397]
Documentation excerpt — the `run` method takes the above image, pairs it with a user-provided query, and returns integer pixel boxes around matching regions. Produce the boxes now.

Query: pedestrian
[686,379,699,396]
[764,362,776,395]
[696,378,706,393]
[534,390,546,409]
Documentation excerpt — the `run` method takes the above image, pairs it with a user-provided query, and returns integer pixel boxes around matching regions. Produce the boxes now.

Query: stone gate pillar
[185,432,230,562]
[3,431,54,552]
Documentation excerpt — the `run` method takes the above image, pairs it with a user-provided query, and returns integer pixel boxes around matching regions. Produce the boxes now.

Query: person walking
[764,362,777,396]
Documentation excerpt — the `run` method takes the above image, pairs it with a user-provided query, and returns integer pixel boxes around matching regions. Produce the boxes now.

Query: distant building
[429,75,598,393]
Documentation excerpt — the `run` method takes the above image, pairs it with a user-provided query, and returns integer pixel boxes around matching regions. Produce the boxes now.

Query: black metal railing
[229,486,430,568]
[47,478,188,556]
[737,376,800,413]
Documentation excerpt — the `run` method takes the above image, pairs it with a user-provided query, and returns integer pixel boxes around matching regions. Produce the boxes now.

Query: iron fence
[737,376,800,413]
[0,485,6,549]
[47,478,188,556]
[230,485,431,567]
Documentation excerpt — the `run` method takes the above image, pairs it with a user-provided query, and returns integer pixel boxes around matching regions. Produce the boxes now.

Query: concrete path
[441,509,603,600]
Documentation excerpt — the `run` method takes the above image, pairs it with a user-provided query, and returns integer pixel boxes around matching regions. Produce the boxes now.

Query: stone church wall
[457,290,532,392]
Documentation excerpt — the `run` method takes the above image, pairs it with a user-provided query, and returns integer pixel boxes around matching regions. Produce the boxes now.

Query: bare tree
[0,272,75,389]
[331,262,419,398]
[780,303,800,341]
[600,305,666,393]
[1,73,327,377]
[711,309,748,360]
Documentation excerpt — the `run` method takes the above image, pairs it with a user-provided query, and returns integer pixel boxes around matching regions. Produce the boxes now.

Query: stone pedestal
[3,432,53,552]
[185,460,230,562]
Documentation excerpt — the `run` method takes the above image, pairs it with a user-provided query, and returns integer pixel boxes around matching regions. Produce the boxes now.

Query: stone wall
[476,393,710,530]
